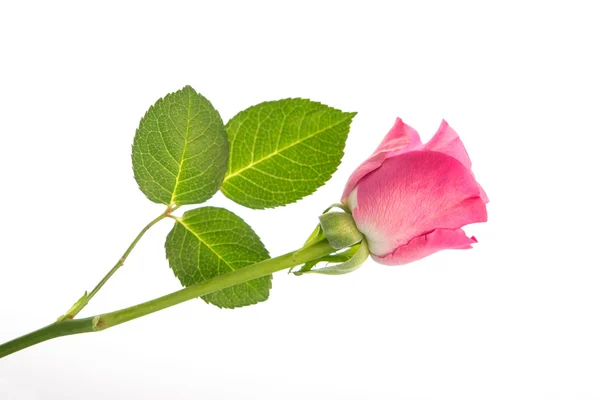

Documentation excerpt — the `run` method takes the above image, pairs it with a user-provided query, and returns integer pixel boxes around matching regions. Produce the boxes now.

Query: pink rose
[342,118,488,265]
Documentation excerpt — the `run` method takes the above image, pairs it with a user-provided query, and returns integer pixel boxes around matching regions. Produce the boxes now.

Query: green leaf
[221,99,356,209]
[165,206,271,309]
[132,86,229,206]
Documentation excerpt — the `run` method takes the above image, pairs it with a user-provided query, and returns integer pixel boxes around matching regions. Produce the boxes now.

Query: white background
[1,1,599,399]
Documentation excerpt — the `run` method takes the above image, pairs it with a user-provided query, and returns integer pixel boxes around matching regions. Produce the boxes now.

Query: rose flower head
[342,118,488,265]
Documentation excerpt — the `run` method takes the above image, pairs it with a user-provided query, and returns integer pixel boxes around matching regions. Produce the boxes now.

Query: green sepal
[293,245,359,275]
[297,241,369,276]
[319,211,363,250]
[304,224,326,247]
[322,203,350,214]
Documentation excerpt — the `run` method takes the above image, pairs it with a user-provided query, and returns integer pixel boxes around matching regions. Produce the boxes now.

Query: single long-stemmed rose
[0,86,488,359]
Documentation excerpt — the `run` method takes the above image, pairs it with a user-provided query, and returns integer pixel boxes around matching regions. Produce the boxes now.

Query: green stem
[58,208,173,321]
[0,239,335,359]
[0,318,95,359]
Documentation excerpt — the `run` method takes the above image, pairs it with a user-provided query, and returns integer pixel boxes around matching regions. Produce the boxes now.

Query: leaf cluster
[132,86,356,308]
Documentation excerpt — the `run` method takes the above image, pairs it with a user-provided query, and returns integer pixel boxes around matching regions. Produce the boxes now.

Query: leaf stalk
[57,209,172,321]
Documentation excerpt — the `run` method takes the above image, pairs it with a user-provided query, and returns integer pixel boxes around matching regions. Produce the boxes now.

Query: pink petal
[372,228,478,265]
[478,184,489,204]
[425,120,488,203]
[372,117,422,156]
[351,151,487,257]
[424,120,472,169]
[341,118,422,200]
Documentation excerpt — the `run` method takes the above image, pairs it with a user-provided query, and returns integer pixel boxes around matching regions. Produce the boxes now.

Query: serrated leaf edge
[224,109,356,183]
[221,99,357,209]
[173,216,269,301]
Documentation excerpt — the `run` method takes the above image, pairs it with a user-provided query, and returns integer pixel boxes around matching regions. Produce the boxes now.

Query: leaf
[221,99,356,209]
[165,206,271,309]
[132,86,229,206]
